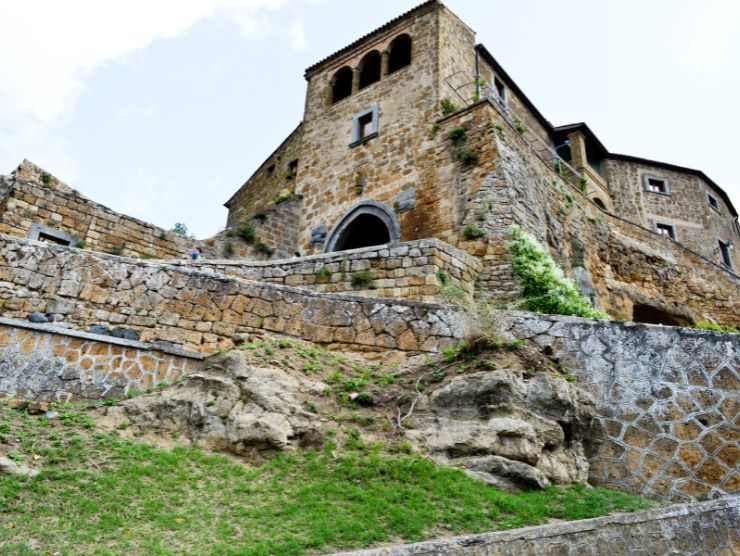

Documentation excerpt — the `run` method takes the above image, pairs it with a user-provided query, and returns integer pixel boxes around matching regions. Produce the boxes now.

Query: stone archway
[325,201,400,252]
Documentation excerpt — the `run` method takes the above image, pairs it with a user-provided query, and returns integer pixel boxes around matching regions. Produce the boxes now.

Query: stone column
[381,50,390,78]
[568,131,588,172]
[352,68,361,94]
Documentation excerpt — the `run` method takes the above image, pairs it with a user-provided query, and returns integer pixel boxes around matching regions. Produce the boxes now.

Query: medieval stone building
[223,0,739,326]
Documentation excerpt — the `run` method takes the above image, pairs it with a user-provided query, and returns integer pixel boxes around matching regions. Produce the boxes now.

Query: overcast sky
[1,0,738,238]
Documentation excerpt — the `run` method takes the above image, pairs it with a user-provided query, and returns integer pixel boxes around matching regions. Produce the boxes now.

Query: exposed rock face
[406,370,600,490]
[0,456,38,478]
[99,351,328,457]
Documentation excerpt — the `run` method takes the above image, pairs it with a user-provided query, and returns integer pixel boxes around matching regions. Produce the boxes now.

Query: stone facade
[168,239,481,304]
[502,312,739,502]
[333,496,740,556]
[0,160,196,259]
[0,318,203,401]
[222,0,739,326]
[0,235,471,354]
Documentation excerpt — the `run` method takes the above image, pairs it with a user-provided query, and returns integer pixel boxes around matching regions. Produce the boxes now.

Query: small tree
[172,223,189,237]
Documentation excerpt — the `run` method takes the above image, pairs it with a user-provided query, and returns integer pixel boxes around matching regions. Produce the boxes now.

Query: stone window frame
[350,104,380,148]
[642,174,671,196]
[655,222,677,241]
[28,224,77,247]
[707,192,721,214]
[718,238,733,269]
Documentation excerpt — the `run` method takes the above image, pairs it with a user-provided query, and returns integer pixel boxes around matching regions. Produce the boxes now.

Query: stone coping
[502,310,740,339]
[329,495,739,555]
[0,317,204,360]
[164,238,482,269]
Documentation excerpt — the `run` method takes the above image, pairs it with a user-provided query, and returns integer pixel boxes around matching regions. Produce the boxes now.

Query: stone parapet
[331,496,739,556]
[0,235,472,354]
[168,239,481,304]
[501,312,739,501]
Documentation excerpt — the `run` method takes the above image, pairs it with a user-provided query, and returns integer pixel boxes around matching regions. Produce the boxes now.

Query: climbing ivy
[509,226,608,320]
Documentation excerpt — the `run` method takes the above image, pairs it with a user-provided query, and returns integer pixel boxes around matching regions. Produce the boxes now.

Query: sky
[1,0,738,238]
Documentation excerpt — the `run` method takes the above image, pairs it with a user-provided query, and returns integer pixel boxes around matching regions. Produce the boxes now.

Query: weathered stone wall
[333,496,740,556]
[502,312,739,502]
[606,157,740,265]
[169,239,481,304]
[0,236,471,354]
[0,318,203,401]
[224,124,303,230]
[0,160,195,259]
[485,102,740,326]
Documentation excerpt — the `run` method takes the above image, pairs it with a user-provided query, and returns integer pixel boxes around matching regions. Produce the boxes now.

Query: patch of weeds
[74,239,86,249]
[694,321,739,334]
[223,240,235,258]
[430,123,441,137]
[236,222,256,243]
[256,242,274,257]
[172,222,189,237]
[303,401,319,414]
[510,225,608,320]
[40,172,52,185]
[108,244,125,256]
[457,148,480,167]
[314,266,332,282]
[351,270,374,288]
[440,98,458,116]
[273,191,295,205]
[448,127,467,144]
[303,361,324,374]
[577,177,588,192]
[515,120,526,135]
[440,284,467,304]
[253,212,268,223]
[463,224,486,240]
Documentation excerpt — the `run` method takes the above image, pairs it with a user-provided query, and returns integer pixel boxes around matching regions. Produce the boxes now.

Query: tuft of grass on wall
[463,225,486,240]
[694,321,739,334]
[509,225,608,320]
[236,222,256,243]
[351,270,374,288]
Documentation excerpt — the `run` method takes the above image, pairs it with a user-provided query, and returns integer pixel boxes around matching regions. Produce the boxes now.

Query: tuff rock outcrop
[405,370,601,490]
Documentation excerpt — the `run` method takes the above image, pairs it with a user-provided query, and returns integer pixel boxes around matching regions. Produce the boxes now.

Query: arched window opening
[593,198,607,211]
[359,51,382,89]
[632,304,690,327]
[332,66,353,104]
[334,214,391,251]
[388,34,412,74]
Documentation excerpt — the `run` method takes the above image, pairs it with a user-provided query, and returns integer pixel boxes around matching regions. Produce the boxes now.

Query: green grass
[0,403,652,556]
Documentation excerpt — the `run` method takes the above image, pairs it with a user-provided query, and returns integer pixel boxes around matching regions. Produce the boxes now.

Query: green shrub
[577,177,588,192]
[448,127,467,144]
[41,172,52,185]
[236,222,256,243]
[457,148,479,167]
[351,270,374,288]
[515,121,526,135]
[440,284,467,304]
[509,225,608,320]
[694,321,739,334]
[440,98,458,116]
[74,239,86,250]
[256,242,274,257]
[274,191,294,205]
[463,225,485,240]
[108,244,125,256]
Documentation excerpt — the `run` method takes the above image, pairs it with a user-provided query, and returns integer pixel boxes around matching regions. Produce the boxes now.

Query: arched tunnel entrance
[325,202,400,252]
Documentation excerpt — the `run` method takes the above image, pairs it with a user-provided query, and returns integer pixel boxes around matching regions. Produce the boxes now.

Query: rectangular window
[707,193,720,212]
[646,177,667,194]
[494,76,506,102]
[350,104,379,147]
[656,223,676,240]
[719,240,733,268]
[287,159,298,180]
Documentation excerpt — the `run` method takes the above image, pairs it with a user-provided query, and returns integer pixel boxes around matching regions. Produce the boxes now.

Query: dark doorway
[632,304,690,327]
[333,213,391,251]
[332,67,353,103]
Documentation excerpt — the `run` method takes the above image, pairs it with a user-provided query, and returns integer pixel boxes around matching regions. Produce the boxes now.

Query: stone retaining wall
[502,312,739,502]
[0,236,471,354]
[332,496,739,556]
[168,239,481,304]
[0,318,203,401]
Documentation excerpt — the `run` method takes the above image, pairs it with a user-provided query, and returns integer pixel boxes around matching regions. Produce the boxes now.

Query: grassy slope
[0,403,653,556]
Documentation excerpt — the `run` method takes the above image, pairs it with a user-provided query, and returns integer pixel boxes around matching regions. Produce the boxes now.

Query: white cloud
[0,0,302,165]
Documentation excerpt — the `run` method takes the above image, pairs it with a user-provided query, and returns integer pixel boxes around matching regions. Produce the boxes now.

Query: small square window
[266,164,275,177]
[646,178,667,194]
[707,193,720,212]
[656,223,676,240]
[719,240,733,268]
[350,104,379,147]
